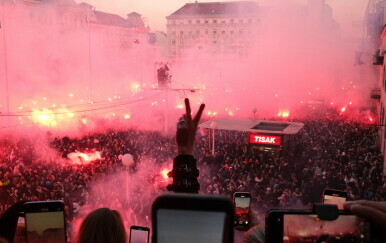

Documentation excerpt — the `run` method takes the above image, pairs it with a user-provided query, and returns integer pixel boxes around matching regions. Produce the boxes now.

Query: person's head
[76,208,126,243]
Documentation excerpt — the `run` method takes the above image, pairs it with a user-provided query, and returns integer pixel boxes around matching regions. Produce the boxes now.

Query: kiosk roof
[199,118,304,135]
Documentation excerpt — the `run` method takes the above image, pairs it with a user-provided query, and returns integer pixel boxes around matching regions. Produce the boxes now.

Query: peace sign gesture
[176,98,205,156]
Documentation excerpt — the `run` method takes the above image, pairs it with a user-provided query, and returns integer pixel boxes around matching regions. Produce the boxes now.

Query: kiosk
[199,118,304,158]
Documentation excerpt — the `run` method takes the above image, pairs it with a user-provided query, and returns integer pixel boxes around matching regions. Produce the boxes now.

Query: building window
[180,31,184,34]
[213,40,217,44]
[221,30,225,34]
[239,19,243,24]
[205,30,208,35]
[205,20,209,24]
[172,40,176,45]
[196,20,200,24]
[221,20,226,24]
[213,20,217,24]
[172,20,176,24]
[213,30,217,34]
[188,20,192,24]
[230,30,234,34]
[230,18,234,24]
[196,30,200,34]
[239,30,243,34]
[172,31,176,35]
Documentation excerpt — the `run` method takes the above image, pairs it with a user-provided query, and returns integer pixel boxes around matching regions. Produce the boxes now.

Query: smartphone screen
[24,201,66,243]
[234,192,250,227]
[323,189,347,210]
[283,214,366,242]
[266,210,374,243]
[153,194,234,243]
[157,209,227,243]
[130,226,149,243]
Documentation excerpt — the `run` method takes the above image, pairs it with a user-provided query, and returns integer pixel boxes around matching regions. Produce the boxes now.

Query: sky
[75,0,369,34]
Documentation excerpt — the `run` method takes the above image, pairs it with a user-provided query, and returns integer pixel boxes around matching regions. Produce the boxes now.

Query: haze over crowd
[0,0,376,134]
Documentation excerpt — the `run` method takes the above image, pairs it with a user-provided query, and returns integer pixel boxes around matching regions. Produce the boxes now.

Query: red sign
[249,133,282,146]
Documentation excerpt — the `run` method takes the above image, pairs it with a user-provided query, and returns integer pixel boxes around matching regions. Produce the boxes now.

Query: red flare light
[68,151,101,164]
[278,110,290,118]
[160,168,170,179]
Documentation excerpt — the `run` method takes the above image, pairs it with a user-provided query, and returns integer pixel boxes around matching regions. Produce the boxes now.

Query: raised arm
[167,98,205,193]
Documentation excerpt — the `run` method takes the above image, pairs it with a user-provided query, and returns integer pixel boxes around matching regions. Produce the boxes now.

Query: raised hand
[176,98,205,156]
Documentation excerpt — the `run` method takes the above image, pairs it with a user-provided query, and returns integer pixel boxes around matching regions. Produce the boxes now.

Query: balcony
[371,88,381,99]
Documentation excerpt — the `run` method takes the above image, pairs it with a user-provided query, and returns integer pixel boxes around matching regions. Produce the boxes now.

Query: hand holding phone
[24,201,66,243]
[234,192,251,228]
[265,208,382,243]
[129,226,149,243]
[344,200,386,239]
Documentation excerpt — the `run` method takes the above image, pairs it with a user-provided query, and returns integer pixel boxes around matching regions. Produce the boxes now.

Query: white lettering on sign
[254,136,276,144]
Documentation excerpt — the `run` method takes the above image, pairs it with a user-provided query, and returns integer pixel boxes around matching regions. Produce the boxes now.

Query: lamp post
[210,121,217,155]
[252,107,257,119]
[122,153,134,203]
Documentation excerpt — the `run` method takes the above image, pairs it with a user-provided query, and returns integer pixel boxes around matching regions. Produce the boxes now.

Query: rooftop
[93,11,136,28]
[199,118,304,135]
[168,1,258,17]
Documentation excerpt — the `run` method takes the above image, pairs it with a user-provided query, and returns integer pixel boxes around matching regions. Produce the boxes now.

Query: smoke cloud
[0,0,376,135]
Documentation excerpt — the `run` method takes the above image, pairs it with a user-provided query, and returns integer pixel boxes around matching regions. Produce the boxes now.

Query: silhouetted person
[75,208,126,243]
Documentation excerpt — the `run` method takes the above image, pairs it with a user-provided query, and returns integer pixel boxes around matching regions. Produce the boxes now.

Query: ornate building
[0,0,149,113]
[166,1,339,58]
[369,0,386,174]
[166,1,259,57]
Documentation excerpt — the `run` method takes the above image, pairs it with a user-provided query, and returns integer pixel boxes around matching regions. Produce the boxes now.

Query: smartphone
[24,201,66,243]
[233,192,250,228]
[130,226,150,243]
[152,193,234,243]
[323,189,347,210]
[265,209,383,243]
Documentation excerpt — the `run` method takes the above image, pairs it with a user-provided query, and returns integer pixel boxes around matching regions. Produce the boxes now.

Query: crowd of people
[198,116,385,221]
[0,113,385,240]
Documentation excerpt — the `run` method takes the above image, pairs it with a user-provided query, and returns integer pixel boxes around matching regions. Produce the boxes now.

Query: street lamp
[210,121,217,155]
[252,107,257,119]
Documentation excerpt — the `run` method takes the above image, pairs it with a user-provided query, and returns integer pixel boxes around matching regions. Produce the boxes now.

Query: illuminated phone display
[130,226,149,243]
[24,201,66,243]
[234,193,250,227]
[283,214,364,242]
[323,190,347,210]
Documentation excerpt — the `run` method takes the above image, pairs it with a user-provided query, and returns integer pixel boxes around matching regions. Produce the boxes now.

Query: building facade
[166,1,259,57]
[0,0,149,114]
[166,1,338,58]
[367,0,386,173]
